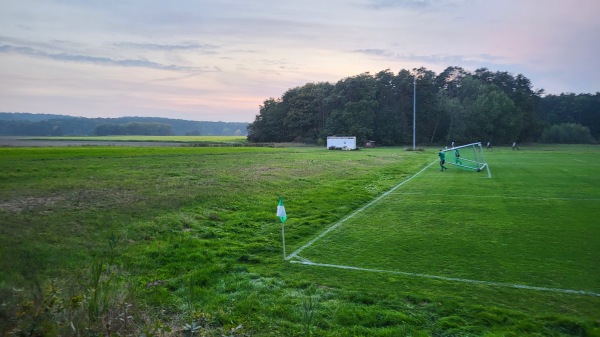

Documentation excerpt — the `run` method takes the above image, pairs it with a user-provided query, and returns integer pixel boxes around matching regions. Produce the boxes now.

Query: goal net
[443,142,491,177]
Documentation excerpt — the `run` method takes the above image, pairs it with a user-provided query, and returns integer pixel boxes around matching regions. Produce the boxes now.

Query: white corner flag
[277,196,287,223]
[277,196,287,260]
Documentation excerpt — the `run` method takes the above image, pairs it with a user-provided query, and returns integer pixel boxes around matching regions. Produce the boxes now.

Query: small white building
[326,136,357,150]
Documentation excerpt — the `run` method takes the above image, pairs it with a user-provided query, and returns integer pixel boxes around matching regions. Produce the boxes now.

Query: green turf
[1,144,599,336]
[293,147,600,294]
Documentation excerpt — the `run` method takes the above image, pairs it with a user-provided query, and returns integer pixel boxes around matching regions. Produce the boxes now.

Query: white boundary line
[574,159,600,166]
[285,160,438,261]
[389,192,600,202]
[290,260,600,297]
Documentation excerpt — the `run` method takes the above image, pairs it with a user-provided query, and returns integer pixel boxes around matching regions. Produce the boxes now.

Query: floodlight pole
[413,75,416,150]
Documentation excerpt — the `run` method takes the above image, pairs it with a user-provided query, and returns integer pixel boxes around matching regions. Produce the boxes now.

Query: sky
[1,0,599,123]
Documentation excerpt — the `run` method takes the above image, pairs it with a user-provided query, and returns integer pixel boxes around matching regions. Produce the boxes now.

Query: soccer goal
[444,142,491,177]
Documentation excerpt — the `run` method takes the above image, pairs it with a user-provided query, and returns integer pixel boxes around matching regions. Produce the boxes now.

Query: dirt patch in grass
[0,189,147,213]
[0,195,65,213]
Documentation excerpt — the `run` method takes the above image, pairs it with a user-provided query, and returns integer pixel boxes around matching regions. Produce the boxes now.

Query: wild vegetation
[247,67,600,146]
[1,143,598,336]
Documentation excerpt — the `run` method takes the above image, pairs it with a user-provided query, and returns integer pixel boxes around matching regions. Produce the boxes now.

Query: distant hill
[0,113,249,136]
[0,112,70,122]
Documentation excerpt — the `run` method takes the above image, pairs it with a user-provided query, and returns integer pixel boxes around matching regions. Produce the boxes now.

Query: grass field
[24,135,248,143]
[289,147,600,296]
[0,144,599,336]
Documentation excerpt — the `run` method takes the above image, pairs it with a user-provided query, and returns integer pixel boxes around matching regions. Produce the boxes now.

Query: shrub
[539,123,596,144]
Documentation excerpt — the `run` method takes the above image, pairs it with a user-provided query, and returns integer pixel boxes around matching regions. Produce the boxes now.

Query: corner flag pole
[282,222,286,260]
[277,196,287,260]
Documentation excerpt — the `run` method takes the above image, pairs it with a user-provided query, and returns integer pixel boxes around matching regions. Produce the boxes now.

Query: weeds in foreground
[182,274,201,337]
[1,272,177,337]
[0,236,172,337]
[301,285,319,337]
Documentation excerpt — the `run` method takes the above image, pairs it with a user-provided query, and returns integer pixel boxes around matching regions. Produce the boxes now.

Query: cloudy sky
[1,0,598,122]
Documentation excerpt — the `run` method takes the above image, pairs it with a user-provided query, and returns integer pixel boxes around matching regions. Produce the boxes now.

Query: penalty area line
[290,259,600,297]
[389,192,600,202]
[574,159,600,166]
[285,160,438,261]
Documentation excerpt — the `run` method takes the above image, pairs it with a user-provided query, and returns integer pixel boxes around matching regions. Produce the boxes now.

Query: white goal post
[443,142,491,178]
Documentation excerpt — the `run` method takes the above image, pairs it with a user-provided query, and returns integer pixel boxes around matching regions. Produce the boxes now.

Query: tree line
[0,114,249,137]
[247,66,599,146]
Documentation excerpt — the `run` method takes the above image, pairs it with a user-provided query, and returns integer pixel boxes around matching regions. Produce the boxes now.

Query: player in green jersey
[438,149,448,171]
[454,148,462,165]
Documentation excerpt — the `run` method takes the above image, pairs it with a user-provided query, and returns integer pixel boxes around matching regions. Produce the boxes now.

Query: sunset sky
[1,0,598,122]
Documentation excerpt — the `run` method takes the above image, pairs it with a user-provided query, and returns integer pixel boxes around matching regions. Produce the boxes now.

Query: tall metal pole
[413,75,416,150]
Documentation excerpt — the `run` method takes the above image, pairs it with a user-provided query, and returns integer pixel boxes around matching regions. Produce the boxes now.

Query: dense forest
[247,66,599,146]
[0,113,248,136]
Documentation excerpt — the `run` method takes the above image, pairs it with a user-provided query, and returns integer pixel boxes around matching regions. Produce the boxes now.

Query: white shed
[326,136,357,150]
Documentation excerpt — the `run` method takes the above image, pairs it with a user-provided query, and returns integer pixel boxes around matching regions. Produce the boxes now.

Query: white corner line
[290,260,600,297]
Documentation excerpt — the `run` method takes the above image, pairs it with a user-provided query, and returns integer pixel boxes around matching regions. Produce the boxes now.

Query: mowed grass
[295,146,600,294]
[1,144,599,336]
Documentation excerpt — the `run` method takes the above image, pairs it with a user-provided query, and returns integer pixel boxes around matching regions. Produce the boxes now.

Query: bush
[539,123,596,144]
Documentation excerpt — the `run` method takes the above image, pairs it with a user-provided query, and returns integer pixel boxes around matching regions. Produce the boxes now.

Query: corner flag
[277,196,287,223]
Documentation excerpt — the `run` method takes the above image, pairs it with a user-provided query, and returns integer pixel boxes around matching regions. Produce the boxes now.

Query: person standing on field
[454,148,462,165]
[438,149,448,171]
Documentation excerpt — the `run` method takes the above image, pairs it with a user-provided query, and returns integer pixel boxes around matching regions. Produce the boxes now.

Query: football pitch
[287,146,600,297]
